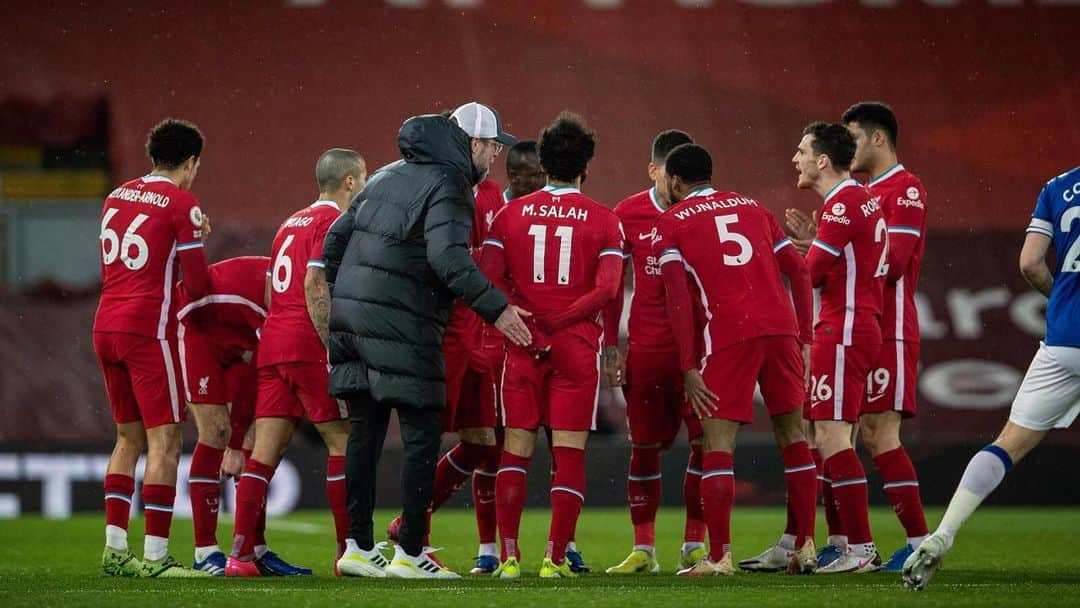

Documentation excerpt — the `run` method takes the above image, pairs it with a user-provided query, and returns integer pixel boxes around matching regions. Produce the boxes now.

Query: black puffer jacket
[322,114,509,409]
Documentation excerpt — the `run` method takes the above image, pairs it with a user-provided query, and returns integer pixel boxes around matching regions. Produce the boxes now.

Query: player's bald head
[316,148,365,193]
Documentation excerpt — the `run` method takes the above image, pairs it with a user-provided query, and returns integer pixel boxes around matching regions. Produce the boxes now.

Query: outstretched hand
[495,304,533,347]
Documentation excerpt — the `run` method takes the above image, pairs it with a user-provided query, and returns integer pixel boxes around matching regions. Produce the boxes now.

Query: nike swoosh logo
[866,393,887,403]
[638,231,656,241]
[478,499,495,505]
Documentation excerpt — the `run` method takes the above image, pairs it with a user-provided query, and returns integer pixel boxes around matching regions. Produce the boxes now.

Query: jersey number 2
[873,218,890,278]
[1061,207,1080,273]
[528,224,573,284]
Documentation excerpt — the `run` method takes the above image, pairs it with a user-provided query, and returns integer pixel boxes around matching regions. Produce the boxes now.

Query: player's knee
[772,423,805,449]
[859,415,900,456]
[199,421,231,449]
[316,421,350,455]
[115,425,147,452]
[459,427,496,446]
[146,426,182,464]
[503,428,536,457]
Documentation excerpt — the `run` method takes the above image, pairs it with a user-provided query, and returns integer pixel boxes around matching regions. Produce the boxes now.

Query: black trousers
[345,390,442,557]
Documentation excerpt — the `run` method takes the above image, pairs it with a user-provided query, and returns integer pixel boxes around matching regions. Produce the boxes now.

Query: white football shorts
[1009,342,1080,431]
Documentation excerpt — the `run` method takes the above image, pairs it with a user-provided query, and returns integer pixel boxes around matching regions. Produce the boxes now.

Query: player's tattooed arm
[305,266,332,347]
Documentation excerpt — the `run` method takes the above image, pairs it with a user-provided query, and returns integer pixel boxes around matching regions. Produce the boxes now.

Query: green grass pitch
[1,507,1078,607]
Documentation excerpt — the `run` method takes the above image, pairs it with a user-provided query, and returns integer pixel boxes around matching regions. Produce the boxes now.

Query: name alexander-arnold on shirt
[108,187,171,208]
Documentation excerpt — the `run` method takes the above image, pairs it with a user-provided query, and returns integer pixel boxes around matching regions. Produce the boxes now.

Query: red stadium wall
[2,1,1076,229]
[1,2,1078,512]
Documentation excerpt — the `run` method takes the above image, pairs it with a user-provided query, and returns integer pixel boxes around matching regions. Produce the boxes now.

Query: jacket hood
[398,114,480,186]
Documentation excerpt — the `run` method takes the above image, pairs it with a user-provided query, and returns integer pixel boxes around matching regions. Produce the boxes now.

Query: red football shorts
[700,336,805,423]
[93,331,184,429]
[178,324,252,406]
[501,331,601,432]
[256,362,347,424]
[862,339,919,418]
[806,340,881,423]
[623,346,701,446]
[442,331,501,432]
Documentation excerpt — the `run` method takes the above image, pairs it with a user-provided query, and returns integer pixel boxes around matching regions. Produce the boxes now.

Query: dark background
[0,0,1077,514]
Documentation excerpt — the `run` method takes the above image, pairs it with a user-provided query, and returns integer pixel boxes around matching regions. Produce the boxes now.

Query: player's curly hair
[538,111,596,183]
[803,121,856,172]
[146,118,204,169]
[841,101,899,148]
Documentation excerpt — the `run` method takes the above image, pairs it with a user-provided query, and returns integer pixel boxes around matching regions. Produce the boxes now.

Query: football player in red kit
[482,112,623,579]
[784,105,930,572]
[842,102,930,571]
[177,255,307,576]
[606,130,716,575]
[227,149,366,576]
[654,144,818,576]
[95,118,211,577]
[785,122,887,573]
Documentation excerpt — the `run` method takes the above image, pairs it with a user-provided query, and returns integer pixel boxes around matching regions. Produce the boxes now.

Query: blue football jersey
[1026,166,1080,348]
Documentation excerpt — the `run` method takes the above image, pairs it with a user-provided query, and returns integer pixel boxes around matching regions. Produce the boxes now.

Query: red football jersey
[806,179,887,346]
[614,187,672,350]
[867,164,926,343]
[176,256,270,355]
[472,178,505,250]
[447,178,507,340]
[483,185,623,330]
[93,174,206,339]
[258,200,342,367]
[655,187,800,355]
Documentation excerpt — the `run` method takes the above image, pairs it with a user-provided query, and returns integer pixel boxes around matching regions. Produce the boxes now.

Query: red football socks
[495,451,530,561]
[326,455,348,558]
[188,442,224,548]
[782,441,817,547]
[683,443,706,543]
[232,458,274,559]
[472,446,500,545]
[104,473,135,534]
[548,446,586,565]
[873,447,929,540]
[142,483,176,540]
[813,447,843,540]
[628,445,662,548]
[826,449,872,545]
[700,451,734,562]
[430,442,487,514]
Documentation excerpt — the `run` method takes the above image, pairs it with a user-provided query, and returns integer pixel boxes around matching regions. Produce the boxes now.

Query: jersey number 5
[100,208,150,271]
[528,224,573,284]
[714,214,752,266]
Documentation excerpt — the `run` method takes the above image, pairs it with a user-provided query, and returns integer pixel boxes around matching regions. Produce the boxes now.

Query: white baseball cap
[450,102,517,146]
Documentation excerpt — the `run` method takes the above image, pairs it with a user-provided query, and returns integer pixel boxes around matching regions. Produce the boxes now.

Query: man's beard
[475,164,489,182]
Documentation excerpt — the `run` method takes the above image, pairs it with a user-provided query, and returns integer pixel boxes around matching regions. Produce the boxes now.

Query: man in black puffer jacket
[323,104,532,578]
